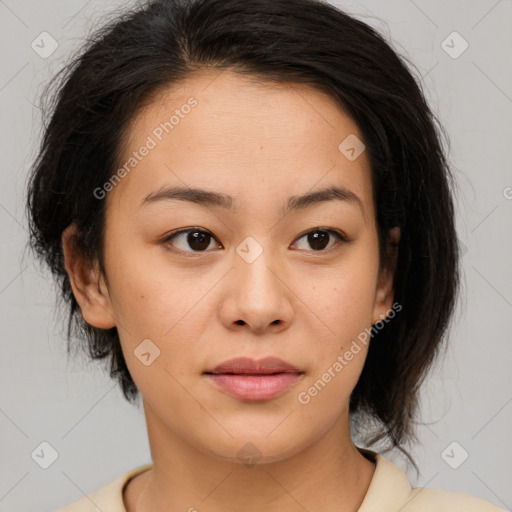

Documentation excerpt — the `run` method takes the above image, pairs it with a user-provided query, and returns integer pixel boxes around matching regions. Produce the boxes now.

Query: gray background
[0,0,511,510]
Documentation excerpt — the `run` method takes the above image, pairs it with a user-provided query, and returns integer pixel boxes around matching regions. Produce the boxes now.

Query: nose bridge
[235,235,282,303]
[222,235,293,331]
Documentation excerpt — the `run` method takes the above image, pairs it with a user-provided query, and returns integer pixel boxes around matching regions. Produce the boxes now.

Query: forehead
[111,69,374,221]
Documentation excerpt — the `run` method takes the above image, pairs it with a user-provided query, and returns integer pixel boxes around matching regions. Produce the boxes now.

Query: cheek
[103,249,214,381]
[292,254,378,399]
[103,240,195,335]
[295,295,371,414]
[110,270,207,405]
[299,259,379,337]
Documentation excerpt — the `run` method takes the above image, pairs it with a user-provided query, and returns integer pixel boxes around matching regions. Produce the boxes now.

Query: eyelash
[161,227,350,255]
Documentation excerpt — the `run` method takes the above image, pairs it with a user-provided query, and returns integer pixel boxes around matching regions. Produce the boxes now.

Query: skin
[62,69,400,512]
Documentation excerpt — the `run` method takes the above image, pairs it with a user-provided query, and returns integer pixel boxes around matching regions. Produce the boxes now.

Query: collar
[356,447,412,511]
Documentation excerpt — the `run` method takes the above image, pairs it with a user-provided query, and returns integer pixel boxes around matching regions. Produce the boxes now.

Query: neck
[126,400,376,512]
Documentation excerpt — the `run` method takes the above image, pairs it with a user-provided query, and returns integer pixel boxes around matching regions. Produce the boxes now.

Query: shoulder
[55,463,153,512]
[402,487,505,511]
[357,448,504,512]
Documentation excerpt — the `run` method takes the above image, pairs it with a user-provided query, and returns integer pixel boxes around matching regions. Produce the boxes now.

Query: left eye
[293,229,347,251]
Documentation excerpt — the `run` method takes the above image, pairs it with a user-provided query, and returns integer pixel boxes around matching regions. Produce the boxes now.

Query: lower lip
[205,373,303,401]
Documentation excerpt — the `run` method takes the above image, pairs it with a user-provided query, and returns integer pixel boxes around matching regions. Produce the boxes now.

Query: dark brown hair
[26,0,460,465]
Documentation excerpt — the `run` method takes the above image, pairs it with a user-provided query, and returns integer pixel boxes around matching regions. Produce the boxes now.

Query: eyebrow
[141,184,365,219]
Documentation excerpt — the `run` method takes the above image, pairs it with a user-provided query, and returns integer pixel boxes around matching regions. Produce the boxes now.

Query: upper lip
[205,357,303,375]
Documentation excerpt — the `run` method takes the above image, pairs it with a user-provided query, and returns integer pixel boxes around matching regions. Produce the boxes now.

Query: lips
[205,356,302,375]
[204,357,304,401]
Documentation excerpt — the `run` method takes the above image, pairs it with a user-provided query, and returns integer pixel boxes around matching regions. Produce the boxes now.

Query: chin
[196,428,316,467]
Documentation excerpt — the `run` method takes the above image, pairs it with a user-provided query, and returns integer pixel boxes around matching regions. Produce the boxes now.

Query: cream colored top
[56,450,504,511]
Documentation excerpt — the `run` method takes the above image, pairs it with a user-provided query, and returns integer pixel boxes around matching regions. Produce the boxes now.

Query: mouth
[205,371,300,375]
[205,356,303,375]
[203,357,304,401]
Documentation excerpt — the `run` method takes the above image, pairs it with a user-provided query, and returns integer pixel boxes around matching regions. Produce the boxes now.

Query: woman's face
[67,69,396,464]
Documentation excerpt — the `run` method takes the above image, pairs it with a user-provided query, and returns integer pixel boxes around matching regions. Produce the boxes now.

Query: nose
[219,247,294,334]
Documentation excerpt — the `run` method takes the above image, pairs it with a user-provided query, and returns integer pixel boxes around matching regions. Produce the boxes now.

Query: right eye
[162,228,223,254]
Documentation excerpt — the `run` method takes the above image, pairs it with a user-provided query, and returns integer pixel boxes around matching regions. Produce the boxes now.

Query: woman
[26,0,503,510]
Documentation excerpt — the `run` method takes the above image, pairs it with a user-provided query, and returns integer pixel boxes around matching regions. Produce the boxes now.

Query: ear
[372,226,400,324]
[62,224,116,329]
